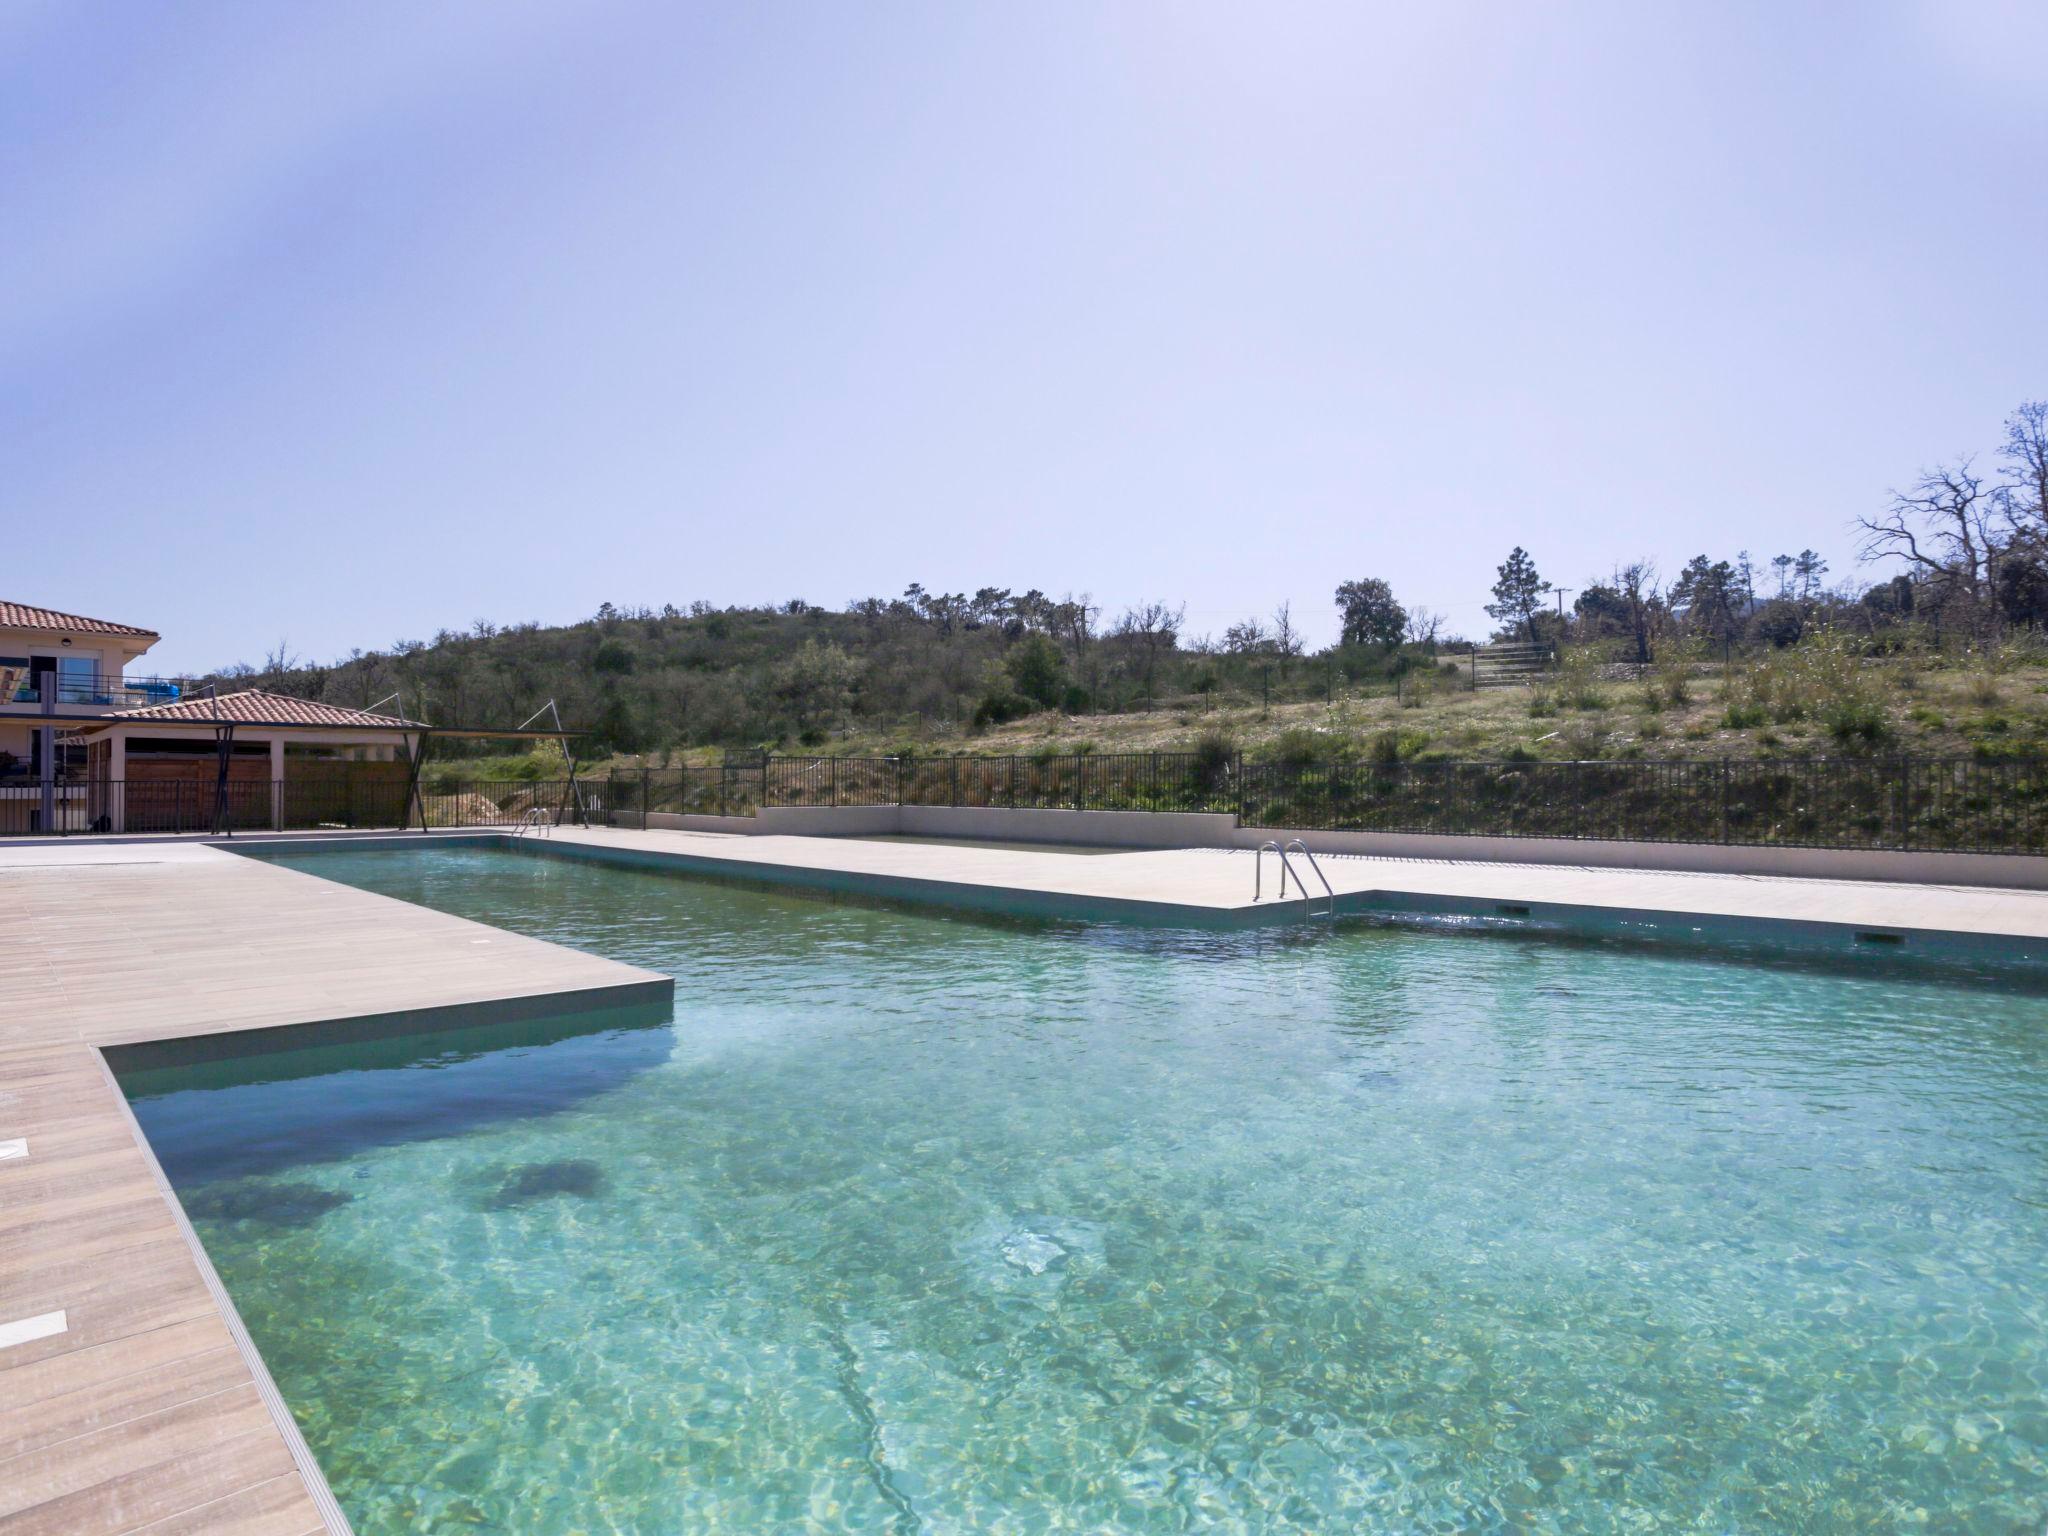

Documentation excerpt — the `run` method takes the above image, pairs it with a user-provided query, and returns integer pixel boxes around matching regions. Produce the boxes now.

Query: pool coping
[462,826,2048,968]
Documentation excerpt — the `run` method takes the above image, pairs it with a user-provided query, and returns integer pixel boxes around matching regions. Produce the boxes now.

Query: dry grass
[567,653,2048,773]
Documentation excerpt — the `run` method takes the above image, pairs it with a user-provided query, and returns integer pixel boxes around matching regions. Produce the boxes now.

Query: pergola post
[269,737,285,830]
[108,734,126,833]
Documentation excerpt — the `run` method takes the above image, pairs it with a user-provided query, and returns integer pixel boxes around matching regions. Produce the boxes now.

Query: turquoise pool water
[120,846,2048,1533]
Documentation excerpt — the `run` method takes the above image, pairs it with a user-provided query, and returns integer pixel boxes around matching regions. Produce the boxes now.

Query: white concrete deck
[532,826,2048,955]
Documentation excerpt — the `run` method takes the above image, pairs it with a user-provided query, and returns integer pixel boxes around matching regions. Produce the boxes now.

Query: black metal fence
[1230,757,2048,852]
[755,753,1237,814]
[10,756,2048,855]
[600,753,2048,855]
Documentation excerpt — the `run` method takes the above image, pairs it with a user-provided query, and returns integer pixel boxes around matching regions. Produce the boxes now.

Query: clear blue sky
[6,1,2044,673]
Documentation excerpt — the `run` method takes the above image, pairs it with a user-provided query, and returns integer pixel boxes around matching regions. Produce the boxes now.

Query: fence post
[951,755,960,808]
[1077,755,1087,813]
[1720,758,1730,844]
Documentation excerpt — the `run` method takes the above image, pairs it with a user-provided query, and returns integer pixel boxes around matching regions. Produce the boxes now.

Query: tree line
[1471,398,2046,661]
[215,396,2043,754]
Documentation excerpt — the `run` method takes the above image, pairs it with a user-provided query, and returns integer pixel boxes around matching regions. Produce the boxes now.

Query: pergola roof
[0,600,159,639]
[54,687,579,741]
[98,688,424,730]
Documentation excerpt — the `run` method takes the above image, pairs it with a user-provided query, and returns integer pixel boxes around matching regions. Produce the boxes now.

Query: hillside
[205,595,2048,788]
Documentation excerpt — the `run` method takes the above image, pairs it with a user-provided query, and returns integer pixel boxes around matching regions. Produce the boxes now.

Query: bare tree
[1270,601,1304,662]
[1403,607,1445,651]
[1111,602,1184,707]
[1997,400,2048,545]
[1222,617,1270,654]
[1857,460,1998,636]
[1613,561,1660,664]
[261,639,299,689]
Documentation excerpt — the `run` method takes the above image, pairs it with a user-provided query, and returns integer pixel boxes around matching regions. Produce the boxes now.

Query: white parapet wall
[601,805,2048,888]
[753,804,1239,848]
[605,811,762,835]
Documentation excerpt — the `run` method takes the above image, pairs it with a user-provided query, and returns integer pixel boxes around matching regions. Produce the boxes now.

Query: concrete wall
[739,804,1238,848]
[1234,825,2048,890]
[607,810,763,835]
[756,805,904,838]
[896,805,1237,848]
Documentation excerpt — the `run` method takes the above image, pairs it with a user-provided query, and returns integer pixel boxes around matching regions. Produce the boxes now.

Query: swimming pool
[118,845,2048,1532]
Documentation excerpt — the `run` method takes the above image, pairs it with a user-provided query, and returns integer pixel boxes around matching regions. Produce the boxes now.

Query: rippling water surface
[120,846,2048,1533]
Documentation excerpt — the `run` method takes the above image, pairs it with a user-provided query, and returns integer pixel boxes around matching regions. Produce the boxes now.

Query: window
[57,655,102,705]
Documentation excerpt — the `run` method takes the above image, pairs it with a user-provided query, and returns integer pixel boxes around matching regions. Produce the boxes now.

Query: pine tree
[1486,547,1544,642]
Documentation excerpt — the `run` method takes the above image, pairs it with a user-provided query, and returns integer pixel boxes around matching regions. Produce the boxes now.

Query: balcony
[0,675,185,713]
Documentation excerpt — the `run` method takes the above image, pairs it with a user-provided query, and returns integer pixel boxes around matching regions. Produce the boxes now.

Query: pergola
[52,689,585,834]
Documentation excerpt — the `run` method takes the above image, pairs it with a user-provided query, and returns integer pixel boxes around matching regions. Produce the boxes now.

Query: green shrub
[1824,697,1891,749]
[972,692,1037,729]
[1190,729,1237,775]
[1005,634,1067,708]
[1269,726,1335,766]
[1652,643,1695,707]
[1367,728,1432,764]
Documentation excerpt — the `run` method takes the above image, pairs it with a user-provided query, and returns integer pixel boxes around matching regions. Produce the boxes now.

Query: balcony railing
[2,675,184,709]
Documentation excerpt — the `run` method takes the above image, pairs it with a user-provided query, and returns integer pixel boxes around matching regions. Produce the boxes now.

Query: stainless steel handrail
[1284,839,1335,919]
[1253,839,1292,903]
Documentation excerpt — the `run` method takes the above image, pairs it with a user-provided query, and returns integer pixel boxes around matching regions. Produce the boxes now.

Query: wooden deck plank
[0,1316,238,1424]
[0,1343,248,1461]
[126,1473,325,1536]
[0,844,673,1536]
[0,1397,295,1536]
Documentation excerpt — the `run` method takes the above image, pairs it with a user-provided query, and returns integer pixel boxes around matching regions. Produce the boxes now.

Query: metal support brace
[210,722,237,836]
[404,730,432,832]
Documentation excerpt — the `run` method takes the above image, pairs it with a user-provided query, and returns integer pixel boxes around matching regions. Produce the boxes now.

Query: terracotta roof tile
[109,689,424,728]
[0,600,158,639]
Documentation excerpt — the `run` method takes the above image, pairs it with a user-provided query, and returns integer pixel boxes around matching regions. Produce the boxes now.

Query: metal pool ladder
[1254,839,1335,921]
[513,806,553,838]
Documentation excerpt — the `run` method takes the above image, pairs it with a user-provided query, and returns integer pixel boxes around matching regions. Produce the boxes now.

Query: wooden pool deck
[5,826,2048,1533]
[0,844,670,1536]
